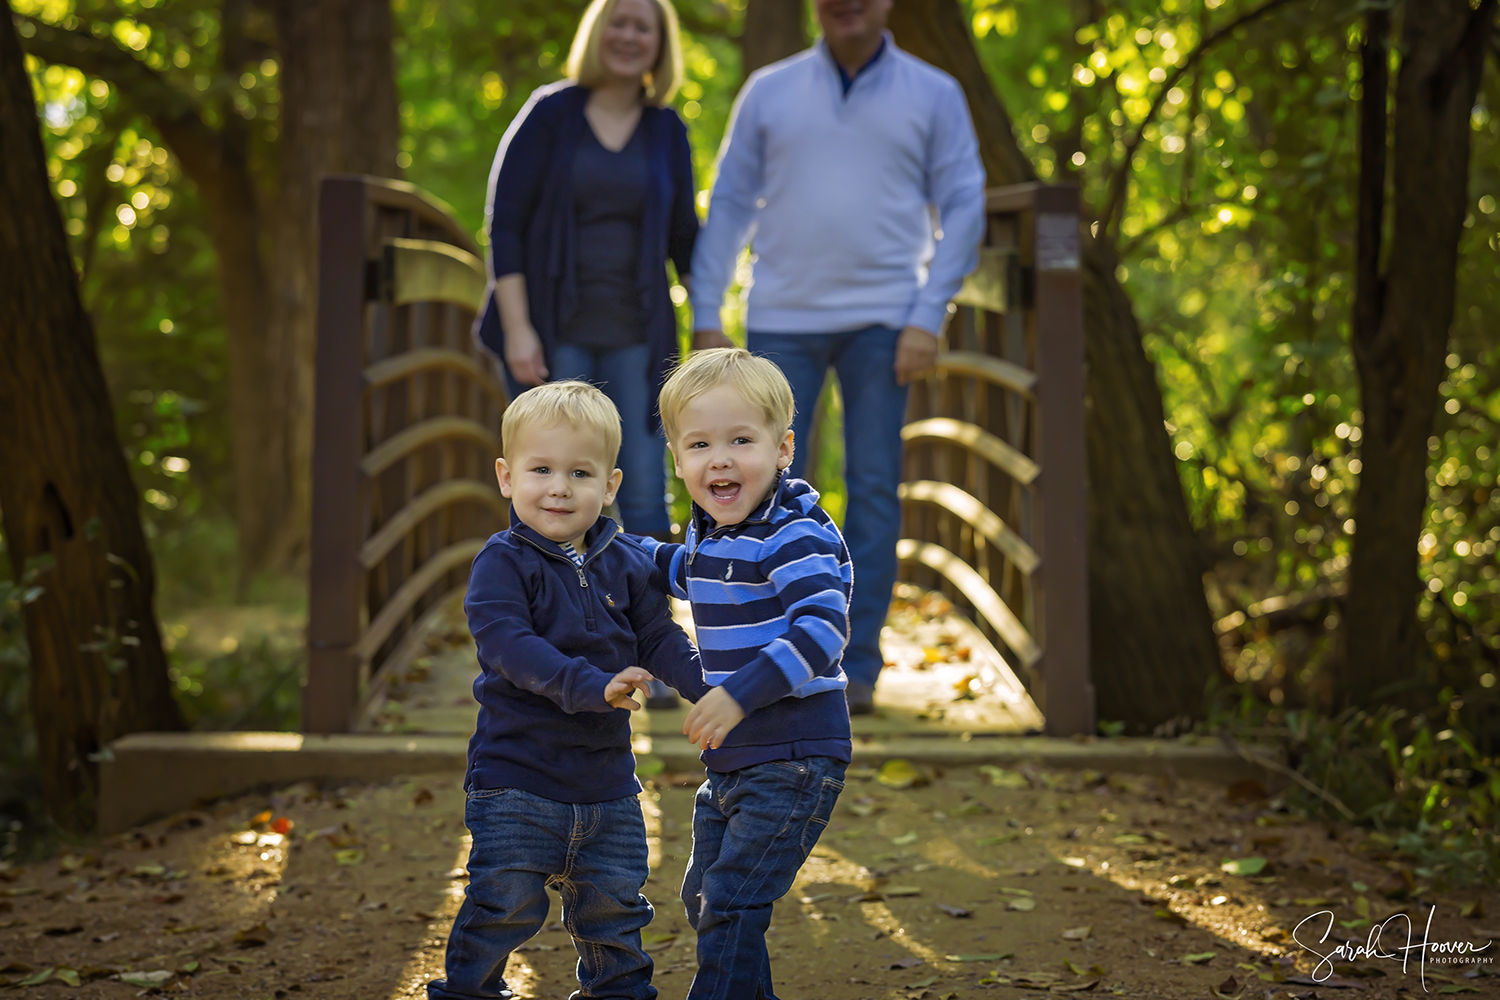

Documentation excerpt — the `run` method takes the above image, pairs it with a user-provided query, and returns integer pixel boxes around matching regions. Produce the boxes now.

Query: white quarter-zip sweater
[689,34,987,336]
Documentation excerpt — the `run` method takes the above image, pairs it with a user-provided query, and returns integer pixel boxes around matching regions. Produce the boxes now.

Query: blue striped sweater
[641,476,853,770]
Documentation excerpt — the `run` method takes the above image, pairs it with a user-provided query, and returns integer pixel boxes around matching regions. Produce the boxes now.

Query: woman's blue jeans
[748,326,909,688]
[427,787,656,1000]
[549,342,670,536]
[681,757,846,1000]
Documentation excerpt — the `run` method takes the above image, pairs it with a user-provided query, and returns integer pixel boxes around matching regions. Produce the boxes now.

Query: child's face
[669,385,793,527]
[497,420,623,550]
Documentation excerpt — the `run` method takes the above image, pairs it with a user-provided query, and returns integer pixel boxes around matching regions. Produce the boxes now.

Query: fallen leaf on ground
[119,970,174,987]
[413,787,435,806]
[233,922,273,947]
[1182,952,1217,965]
[945,953,1011,962]
[998,886,1034,896]
[1221,857,1268,876]
[878,760,928,790]
[1061,857,1087,868]
[888,956,925,970]
[250,810,272,825]
[1211,974,1242,998]
[17,968,55,987]
[884,886,923,897]
[892,831,920,846]
[53,967,81,987]
[937,904,970,918]
[334,849,365,866]
[977,833,1020,846]
[1052,980,1099,993]
[1061,926,1091,940]
[1008,897,1037,912]
[978,765,1028,789]
[1226,778,1268,804]
[907,975,938,988]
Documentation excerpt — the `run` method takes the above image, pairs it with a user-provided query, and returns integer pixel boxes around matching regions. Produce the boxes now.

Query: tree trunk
[1339,0,1493,707]
[742,0,809,76]
[263,0,401,573]
[889,0,1221,731]
[0,4,183,831]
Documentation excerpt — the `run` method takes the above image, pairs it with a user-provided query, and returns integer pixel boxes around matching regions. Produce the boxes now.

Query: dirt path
[3,763,1496,999]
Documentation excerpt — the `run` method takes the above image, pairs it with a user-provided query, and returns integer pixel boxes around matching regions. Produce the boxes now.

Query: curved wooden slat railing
[898,182,1093,736]
[305,176,508,733]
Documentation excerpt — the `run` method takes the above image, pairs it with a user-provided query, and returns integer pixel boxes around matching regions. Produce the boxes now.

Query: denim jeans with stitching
[681,757,847,1000]
[748,326,909,687]
[427,786,655,1000]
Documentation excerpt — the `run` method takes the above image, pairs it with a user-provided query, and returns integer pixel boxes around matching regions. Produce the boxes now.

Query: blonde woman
[476,0,695,546]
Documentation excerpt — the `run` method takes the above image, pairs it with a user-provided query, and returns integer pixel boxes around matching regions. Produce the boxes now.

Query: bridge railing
[302,177,1090,735]
[303,175,508,733]
[898,182,1093,736]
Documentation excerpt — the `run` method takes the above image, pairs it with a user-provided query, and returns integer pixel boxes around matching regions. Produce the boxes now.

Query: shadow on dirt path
[2,763,1496,999]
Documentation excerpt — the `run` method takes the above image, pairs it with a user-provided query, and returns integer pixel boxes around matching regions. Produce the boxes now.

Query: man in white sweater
[690,0,986,714]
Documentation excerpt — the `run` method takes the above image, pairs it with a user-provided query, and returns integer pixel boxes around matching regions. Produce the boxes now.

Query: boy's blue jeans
[681,757,847,1000]
[427,787,656,1000]
[748,326,909,688]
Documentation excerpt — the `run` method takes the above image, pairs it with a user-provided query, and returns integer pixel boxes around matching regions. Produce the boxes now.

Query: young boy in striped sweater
[640,348,852,1000]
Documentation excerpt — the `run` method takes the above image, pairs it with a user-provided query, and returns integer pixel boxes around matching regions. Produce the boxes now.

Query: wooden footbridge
[299,176,1093,740]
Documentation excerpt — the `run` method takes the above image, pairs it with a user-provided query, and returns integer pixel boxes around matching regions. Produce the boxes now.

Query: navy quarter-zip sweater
[640,477,853,771]
[465,514,710,803]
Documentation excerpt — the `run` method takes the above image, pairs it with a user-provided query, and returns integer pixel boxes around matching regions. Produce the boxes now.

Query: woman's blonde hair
[565,0,684,105]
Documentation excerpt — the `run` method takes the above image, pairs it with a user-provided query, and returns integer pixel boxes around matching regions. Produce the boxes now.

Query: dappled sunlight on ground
[2,767,1496,998]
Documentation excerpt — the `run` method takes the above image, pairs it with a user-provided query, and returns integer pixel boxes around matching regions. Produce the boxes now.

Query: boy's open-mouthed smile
[670,385,794,527]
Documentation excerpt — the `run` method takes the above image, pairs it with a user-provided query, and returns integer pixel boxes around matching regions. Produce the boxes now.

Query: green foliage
[166,634,302,732]
[969,0,1499,709]
[1210,686,1500,886]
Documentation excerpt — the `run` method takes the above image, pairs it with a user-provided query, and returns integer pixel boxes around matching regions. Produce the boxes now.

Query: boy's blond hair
[566,0,684,106]
[502,381,622,466]
[658,348,795,444]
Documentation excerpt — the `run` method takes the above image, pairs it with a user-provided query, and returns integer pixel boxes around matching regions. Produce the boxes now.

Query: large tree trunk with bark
[261,0,401,573]
[742,0,809,75]
[889,0,1221,731]
[1339,0,1493,707]
[0,5,183,832]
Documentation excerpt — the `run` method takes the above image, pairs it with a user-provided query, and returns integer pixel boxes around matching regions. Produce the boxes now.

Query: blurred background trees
[2,0,1497,857]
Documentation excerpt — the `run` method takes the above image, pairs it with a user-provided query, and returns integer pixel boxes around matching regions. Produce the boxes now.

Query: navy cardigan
[476,82,698,432]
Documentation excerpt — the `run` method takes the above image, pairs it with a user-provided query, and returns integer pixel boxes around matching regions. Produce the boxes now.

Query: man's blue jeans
[749,326,909,688]
[681,757,846,1000]
[507,341,671,536]
[427,787,656,1000]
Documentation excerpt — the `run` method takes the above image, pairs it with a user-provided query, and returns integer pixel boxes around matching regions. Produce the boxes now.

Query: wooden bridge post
[1030,184,1094,737]
[304,177,369,733]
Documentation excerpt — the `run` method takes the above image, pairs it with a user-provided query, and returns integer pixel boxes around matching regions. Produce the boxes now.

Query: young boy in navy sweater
[640,349,852,1000]
[428,381,709,1000]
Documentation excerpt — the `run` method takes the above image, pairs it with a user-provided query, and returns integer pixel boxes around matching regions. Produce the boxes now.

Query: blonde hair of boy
[501,381,623,466]
[566,0,684,106]
[658,348,796,445]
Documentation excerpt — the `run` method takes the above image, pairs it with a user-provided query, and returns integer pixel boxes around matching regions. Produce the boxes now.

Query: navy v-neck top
[560,123,648,348]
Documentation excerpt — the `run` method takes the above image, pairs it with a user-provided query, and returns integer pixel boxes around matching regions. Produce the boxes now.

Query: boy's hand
[605,667,655,710]
[683,686,746,751]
